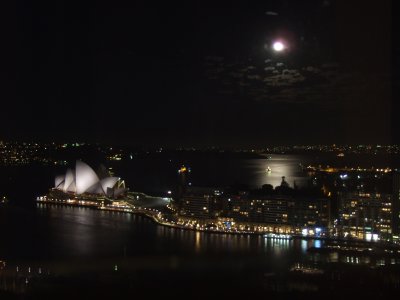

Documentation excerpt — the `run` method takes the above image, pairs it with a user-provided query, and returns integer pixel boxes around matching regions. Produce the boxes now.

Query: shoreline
[35,199,399,248]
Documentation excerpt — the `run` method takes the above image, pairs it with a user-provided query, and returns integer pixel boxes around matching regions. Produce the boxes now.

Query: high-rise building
[392,171,400,236]
[179,187,222,219]
[221,194,330,230]
[289,197,331,228]
[338,191,392,241]
[174,165,191,210]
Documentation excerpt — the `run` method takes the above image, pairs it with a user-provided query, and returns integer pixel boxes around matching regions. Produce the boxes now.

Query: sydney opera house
[53,161,127,199]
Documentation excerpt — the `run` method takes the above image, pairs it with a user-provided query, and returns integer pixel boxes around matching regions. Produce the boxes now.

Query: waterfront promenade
[35,196,400,249]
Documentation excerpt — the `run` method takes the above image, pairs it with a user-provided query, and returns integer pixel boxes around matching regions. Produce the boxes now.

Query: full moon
[272,41,285,51]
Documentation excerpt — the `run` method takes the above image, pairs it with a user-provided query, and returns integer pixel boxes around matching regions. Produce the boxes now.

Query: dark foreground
[1,257,400,300]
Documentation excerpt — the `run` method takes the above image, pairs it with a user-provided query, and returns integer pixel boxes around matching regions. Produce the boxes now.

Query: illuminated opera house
[52,160,127,199]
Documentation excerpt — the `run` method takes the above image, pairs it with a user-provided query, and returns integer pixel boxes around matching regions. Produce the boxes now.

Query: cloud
[264,66,275,71]
[203,54,389,117]
[263,73,306,87]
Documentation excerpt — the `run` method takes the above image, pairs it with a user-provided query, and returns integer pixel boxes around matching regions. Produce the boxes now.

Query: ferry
[264,233,292,240]
[290,263,324,274]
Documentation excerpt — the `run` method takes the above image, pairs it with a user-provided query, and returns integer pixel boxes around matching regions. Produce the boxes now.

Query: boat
[264,233,292,240]
[290,263,324,274]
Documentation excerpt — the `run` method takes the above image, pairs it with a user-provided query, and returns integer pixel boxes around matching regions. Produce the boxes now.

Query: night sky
[3,0,395,147]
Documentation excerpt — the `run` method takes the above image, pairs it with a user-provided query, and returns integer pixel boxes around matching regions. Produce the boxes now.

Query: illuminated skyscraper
[174,165,191,210]
[392,171,400,236]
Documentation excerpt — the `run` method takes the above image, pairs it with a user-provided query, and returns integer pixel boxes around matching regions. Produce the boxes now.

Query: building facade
[179,187,331,235]
[338,192,392,241]
[179,187,222,219]
[392,171,400,237]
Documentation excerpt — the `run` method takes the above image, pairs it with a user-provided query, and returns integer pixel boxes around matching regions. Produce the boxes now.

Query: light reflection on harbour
[243,155,311,188]
[259,235,290,255]
[3,205,400,270]
[174,154,313,190]
[301,240,308,253]
[195,231,201,253]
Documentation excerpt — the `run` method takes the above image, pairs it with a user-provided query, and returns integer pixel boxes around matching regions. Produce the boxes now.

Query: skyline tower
[392,171,400,236]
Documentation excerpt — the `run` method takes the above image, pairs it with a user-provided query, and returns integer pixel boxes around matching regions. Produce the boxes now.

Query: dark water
[0,204,312,263]
[1,204,399,267]
[0,204,317,299]
[108,152,398,194]
[1,204,400,299]
[112,153,312,193]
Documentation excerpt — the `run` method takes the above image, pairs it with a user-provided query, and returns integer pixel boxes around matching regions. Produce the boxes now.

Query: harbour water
[2,203,400,267]
[1,203,400,298]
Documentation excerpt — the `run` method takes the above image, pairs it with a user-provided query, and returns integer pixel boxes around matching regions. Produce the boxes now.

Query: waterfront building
[289,197,330,228]
[178,186,330,235]
[175,165,191,210]
[222,194,330,233]
[48,161,127,203]
[338,191,392,241]
[179,187,222,219]
[392,171,400,238]
[224,194,290,224]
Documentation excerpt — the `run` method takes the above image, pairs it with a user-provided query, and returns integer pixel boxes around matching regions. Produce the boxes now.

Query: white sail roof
[54,161,125,197]
[55,175,65,188]
[67,181,76,193]
[63,169,75,192]
[75,161,100,195]
[100,177,119,193]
